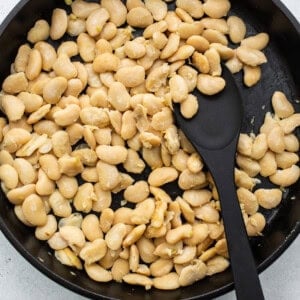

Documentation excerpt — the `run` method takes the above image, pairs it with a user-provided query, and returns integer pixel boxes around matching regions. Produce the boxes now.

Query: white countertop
[0,1,299,299]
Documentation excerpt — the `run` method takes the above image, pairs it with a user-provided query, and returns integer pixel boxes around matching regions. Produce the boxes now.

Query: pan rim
[0,0,299,299]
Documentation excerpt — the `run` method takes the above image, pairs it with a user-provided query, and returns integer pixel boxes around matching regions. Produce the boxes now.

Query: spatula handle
[200,144,265,300]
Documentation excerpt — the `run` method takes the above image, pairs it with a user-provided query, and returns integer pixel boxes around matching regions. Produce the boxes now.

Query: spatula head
[174,67,243,151]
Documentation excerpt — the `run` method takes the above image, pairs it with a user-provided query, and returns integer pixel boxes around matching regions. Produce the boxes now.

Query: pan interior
[0,0,299,299]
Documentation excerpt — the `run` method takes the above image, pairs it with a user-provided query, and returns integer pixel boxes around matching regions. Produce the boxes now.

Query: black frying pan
[0,0,299,299]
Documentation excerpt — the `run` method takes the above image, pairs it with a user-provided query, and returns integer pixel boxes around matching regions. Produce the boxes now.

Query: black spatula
[173,67,265,300]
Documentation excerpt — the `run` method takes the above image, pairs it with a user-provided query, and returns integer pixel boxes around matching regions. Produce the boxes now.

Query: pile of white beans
[0,0,299,291]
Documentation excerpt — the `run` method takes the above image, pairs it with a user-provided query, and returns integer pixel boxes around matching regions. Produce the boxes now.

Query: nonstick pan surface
[0,0,299,299]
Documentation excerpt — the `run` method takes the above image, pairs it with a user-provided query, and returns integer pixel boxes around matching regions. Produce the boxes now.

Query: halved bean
[246,212,266,236]
[186,35,210,53]
[18,92,43,114]
[202,0,230,18]
[77,33,96,63]
[124,181,150,203]
[0,149,13,166]
[235,168,257,190]
[173,246,196,264]
[284,134,299,152]
[123,273,153,290]
[137,237,157,263]
[160,33,180,60]
[236,46,267,66]
[168,45,195,63]
[279,113,300,134]
[149,258,173,277]
[22,194,47,226]
[178,166,206,188]
[35,214,57,241]
[48,232,68,250]
[1,95,25,122]
[145,0,167,21]
[169,75,188,103]
[108,82,130,112]
[205,47,221,76]
[71,0,100,19]
[6,184,35,205]
[49,190,72,217]
[201,18,228,33]
[0,164,18,189]
[227,16,246,43]
[2,72,28,94]
[194,203,220,223]
[184,223,209,246]
[97,161,121,191]
[255,188,282,209]
[105,223,127,250]
[96,145,127,165]
[131,198,155,225]
[176,0,204,18]
[237,154,261,178]
[202,29,228,45]
[269,165,300,187]
[59,225,85,253]
[153,272,180,290]
[127,7,153,28]
[166,224,193,244]
[251,133,268,160]
[276,151,299,169]
[148,167,178,186]
[53,54,77,80]
[79,238,107,264]
[153,241,183,258]
[237,187,258,215]
[111,258,130,282]
[267,125,285,153]
[173,7,192,21]
[206,256,230,276]
[125,41,146,59]
[165,11,181,33]
[85,264,112,282]
[35,168,55,196]
[73,183,96,213]
[55,248,82,270]
[259,151,277,177]
[116,66,145,88]
[183,189,211,207]
[179,259,207,286]
[178,22,203,40]
[43,77,68,104]
[123,224,146,247]
[13,158,36,185]
[2,128,31,153]
[243,65,261,87]
[272,91,295,119]
[53,104,80,127]
[197,74,225,95]
[225,52,243,74]
[241,33,269,50]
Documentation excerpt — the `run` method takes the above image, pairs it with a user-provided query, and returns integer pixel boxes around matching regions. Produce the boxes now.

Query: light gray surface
[0,1,299,299]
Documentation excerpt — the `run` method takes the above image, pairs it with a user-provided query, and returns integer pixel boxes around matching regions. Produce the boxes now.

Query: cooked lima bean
[0,0,299,292]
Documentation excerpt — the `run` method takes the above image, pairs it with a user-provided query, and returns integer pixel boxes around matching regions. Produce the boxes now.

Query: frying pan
[0,0,299,299]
